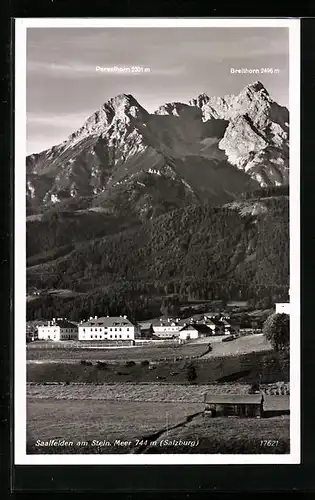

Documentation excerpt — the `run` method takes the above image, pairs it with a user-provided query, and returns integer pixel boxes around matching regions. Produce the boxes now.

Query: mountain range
[26,81,289,320]
[26,81,289,220]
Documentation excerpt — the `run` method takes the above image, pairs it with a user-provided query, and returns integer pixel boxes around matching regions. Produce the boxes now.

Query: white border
[15,17,300,465]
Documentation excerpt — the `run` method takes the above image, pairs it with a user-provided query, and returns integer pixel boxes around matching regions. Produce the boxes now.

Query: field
[27,383,290,405]
[27,382,253,401]
[203,334,272,357]
[27,348,289,385]
[26,333,289,455]
[144,415,290,454]
[27,398,204,454]
[27,385,289,454]
[27,342,209,362]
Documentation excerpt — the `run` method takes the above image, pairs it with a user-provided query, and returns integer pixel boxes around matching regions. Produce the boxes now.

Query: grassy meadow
[27,341,209,362]
[27,398,204,454]
[145,415,290,454]
[27,392,289,454]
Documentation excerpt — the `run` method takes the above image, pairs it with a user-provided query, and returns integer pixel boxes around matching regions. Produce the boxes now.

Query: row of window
[44,334,77,340]
[81,327,131,332]
[155,333,174,337]
[40,328,76,333]
[154,326,180,331]
[81,334,131,339]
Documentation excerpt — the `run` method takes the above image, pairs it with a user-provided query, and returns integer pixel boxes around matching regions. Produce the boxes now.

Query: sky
[26,27,289,155]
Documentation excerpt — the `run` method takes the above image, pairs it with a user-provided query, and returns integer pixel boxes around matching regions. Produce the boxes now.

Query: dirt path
[200,334,271,358]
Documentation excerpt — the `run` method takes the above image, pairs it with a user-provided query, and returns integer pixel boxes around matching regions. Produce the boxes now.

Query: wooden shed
[204,394,264,418]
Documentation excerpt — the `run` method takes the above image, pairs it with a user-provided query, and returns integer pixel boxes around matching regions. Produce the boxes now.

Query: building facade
[179,324,212,340]
[151,319,182,338]
[37,318,78,341]
[275,303,290,315]
[179,325,199,341]
[78,316,137,340]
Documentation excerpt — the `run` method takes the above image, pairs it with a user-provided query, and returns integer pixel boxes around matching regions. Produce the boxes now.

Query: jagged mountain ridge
[27,82,289,218]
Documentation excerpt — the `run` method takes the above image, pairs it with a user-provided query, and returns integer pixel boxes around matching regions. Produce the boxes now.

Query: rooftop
[80,316,134,327]
[42,319,77,329]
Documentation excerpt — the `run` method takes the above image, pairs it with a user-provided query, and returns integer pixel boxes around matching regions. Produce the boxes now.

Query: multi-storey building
[78,316,137,340]
[37,318,78,341]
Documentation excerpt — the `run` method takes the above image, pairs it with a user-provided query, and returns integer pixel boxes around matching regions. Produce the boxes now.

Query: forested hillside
[27,193,289,321]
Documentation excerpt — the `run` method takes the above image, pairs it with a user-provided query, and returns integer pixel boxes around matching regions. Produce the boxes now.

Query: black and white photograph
[14,18,300,464]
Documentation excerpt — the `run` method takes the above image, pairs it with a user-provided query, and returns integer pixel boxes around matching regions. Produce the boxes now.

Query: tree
[185,362,197,383]
[263,313,289,351]
[160,299,169,317]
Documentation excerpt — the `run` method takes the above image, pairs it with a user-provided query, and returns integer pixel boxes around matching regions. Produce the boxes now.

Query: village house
[179,324,212,341]
[204,394,264,418]
[37,318,78,341]
[151,318,182,338]
[187,314,219,333]
[78,316,137,340]
[137,321,154,338]
[275,302,290,315]
[220,318,240,335]
[26,323,38,342]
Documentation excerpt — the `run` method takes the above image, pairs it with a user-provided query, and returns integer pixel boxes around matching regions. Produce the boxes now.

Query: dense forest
[27,192,289,322]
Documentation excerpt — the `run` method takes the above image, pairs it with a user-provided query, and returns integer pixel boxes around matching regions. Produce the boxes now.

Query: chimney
[123,315,127,319]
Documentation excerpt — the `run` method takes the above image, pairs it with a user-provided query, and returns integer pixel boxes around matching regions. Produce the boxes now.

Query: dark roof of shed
[204,394,263,404]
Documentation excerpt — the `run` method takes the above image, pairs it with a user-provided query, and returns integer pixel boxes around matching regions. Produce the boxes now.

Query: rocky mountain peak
[244,80,268,94]
[106,93,148,120]
[235,81,271,110]
[189,92,210,108]
[67,93,148,144]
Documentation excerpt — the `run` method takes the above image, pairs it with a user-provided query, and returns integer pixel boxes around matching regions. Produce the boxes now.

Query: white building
[179,324,212,341]
[151,318,182,338]
[179,326,199,341]
[78,316,136,340]
[37,318,78,341]
[275,303,290,315]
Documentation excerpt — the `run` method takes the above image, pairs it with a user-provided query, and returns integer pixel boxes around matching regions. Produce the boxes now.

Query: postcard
[14,17,300,465]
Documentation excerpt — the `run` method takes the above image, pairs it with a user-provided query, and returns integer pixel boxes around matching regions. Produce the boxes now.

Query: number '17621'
[260,440,279,447]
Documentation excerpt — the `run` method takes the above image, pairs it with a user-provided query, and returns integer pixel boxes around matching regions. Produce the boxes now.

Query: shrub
[80,360,93,366]
[125,360,136,367]
[141,360,150,366]
[249,382,260,394]
[263,313,289,352]
[185,362,197,383]
[96,361,108,370]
